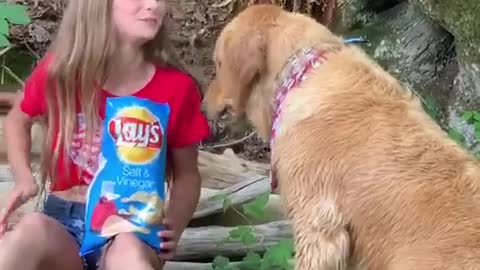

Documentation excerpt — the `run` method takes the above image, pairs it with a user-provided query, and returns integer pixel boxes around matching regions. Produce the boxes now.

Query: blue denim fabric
[42,195,102,270]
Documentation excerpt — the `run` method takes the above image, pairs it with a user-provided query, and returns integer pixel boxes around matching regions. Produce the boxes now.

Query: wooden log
[1,175,283,223]
[174,220,292,261]
[164,259,295,270]
[1,181,292,261]
[203,193,285,227]
[165,261,240,270]
[165,262,214,270]
[194,176,270,219]
[197,148,269,189]
[0,116,44,162]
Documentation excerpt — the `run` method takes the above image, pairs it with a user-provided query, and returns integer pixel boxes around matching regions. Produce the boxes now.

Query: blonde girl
[0,0,210,269]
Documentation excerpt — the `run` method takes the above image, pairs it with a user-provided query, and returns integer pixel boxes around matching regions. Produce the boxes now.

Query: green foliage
[242,192,269,220]
[259,240,295,270]
[0,3,32,87]
[209,192,295,270]
[227,225,257,246]
[0,3,31,48]
[440,109,480,159]
[421,95,441,122]
[448,127,467,146]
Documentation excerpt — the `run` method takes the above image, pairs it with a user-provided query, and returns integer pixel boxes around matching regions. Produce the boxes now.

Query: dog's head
[204,5,273,123]
[204,4,343,139]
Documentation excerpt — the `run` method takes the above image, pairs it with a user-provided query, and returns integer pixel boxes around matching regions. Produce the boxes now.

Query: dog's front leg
[287,196,350,270]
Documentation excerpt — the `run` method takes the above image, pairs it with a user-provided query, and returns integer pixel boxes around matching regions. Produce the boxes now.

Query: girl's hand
[157,218,179,261]
[0,179,38,236]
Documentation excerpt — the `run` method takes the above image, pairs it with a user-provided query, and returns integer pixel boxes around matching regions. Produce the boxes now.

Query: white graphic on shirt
[67,113,102,184]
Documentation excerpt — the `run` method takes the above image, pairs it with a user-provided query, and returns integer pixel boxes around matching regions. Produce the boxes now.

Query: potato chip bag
[79,96,170,256]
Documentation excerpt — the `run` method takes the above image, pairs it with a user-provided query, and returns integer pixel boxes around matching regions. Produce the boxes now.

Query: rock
[342,1,456,125]
[409,0,480,142]
[410,0,480,62]
[334,0,404,33]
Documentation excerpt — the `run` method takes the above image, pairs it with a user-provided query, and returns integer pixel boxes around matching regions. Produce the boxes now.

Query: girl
[0,0,210,270]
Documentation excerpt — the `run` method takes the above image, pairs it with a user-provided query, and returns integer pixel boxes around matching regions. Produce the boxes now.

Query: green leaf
[261,240,295,270]
[475,128,480,142]
[0,4,31,25]
[241,252,262,269]
[473,112,480,122]
[241,230,257,245]
[212,256,230,269]
[448,128,465,145]
[227,225,258,246]
[228,226,246,239]
[462,111,474,122]
[243,192,270,219]
[0,33,10,48]
[422,95,439,120]
[0,18,8,35]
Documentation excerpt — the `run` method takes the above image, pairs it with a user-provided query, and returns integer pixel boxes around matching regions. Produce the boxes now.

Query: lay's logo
[108,106,163,164]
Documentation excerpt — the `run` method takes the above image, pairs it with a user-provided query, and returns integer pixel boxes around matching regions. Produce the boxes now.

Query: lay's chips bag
[79,96,170,256]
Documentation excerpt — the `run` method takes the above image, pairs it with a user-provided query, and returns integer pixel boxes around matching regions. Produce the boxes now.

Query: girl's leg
[101,233,164,270]
[0,212,84,270]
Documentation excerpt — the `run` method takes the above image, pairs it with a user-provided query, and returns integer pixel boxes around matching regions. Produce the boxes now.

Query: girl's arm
[0,95,39,235]
[164,145,202,239]
[4,95,36,185]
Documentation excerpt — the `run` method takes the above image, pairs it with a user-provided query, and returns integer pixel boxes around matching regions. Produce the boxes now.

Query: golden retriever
[204,4,480,270]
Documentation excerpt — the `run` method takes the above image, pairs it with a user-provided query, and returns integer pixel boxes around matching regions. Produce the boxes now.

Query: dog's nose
[218,105,233,121]
[219,106,229,120]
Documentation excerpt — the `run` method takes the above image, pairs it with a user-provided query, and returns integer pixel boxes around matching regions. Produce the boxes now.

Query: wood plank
[175,220,292,261]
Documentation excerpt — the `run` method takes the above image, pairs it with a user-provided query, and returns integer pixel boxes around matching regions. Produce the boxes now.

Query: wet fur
[204,4,480,270]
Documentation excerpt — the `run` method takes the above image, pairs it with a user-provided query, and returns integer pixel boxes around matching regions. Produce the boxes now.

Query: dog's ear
[224,31,266,85]
[221,31,266,112]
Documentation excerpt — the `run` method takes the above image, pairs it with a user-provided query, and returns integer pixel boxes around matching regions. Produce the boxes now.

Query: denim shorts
[42,195,103,270]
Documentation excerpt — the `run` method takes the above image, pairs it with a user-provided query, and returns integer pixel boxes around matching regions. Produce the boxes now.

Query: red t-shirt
[19,55,210,191]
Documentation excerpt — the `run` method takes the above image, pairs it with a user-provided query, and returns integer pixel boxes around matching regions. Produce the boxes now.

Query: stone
[409,0,480,145]
[342,1,456,125]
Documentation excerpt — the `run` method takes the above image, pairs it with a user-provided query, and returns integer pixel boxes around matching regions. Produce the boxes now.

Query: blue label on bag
[79,96,170,256]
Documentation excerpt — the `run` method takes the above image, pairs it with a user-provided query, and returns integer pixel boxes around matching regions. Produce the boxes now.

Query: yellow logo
[108,106,163,164]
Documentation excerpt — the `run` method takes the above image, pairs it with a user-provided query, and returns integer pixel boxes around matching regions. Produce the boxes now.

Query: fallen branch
[165,261,240,270]
[174,220,292,261]
[194,176,270,219]
[1,177,283,223]
[198,149,269,189]
[164,258,295,270]
[164,261,214,270]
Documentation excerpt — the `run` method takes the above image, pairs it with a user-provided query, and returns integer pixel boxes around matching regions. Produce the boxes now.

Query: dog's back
[277,44,480,269]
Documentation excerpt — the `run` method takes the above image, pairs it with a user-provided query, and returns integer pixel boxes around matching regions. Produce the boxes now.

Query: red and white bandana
[270,47,330,191]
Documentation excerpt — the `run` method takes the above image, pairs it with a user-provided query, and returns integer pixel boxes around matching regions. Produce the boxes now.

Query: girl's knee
[103,233,160,269]
[10,213,53,242]
[0,213,53,260]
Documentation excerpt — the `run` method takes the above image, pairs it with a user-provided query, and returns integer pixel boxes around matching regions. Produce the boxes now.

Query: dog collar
[269,47,330,191]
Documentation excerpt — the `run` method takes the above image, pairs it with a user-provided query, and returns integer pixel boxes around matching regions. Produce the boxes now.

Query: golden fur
[204,4,480,270]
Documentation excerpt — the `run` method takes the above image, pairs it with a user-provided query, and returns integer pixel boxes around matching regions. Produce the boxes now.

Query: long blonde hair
[39,0,182,192]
